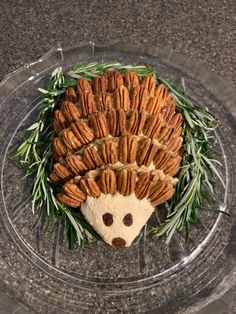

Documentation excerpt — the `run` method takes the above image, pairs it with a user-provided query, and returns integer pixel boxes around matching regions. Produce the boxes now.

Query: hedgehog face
[80,193,154,248]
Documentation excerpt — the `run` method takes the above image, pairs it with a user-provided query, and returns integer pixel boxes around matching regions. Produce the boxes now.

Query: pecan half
[117,170,136,196]
[143,75,156,97]
[79,92,97,117]
[50,163,73,182]
[134,172,151,199]
[80,178,101,198]
[57,193,81,208]
[71,120,94,144]
[108,109,127,137]
[155,84,172,101]
[149,180,175,206]
[99,169,117,194]
[61,101,81,124]
[168,112,183,130]
[143,113,165,139]
[158,126,172,143]
[107,71,124,92]
[118,134,137,164]
[114,85,130,111]
[63,182,87,202]
[89,112,109,138]
[165,136,183,153]
[92,76,108,93]
[66,154,87,175]
[146,96,165,115]
[54,110,68,134]
[53,137,68,158]
[161,100,176,123]
[127,110,146,135]
[131,85,149,112]
[136,138,159,166]
[164,155,182,176]
[60,129,81,151]
[83,146,103,169]
[95,93,113,112]
[78,78,93,95]
[153,149,173,169]
[66,87,77,103]
[124,72,140,91]
[101,139,118,164]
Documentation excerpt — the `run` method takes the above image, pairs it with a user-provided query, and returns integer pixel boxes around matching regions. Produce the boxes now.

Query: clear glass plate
[0,42,235,313]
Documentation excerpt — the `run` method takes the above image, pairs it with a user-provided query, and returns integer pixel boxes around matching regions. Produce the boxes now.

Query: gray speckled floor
[0,0,236,313]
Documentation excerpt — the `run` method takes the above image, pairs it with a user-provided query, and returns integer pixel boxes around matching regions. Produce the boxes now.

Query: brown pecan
[117,170,136,196]
[71,120,94,144]
[153,149,173,169]
[99,168,117,194]
[61,101,81,124]
[63,182,87,202]
[118,134,137,164]
[53,137,68,158]
[78,78,93,95]
[83,146,103,169]
[127,110,146,135]
[158,126,173,143]
[155,84,172,101]
[79,92,97,117]
[114,85,130,111]
[66,87,77,103]
[50,163,73,182]
[134,172,152,199]
[143,75,156,97]
[66,154,87,175]
[124,72,140,91]
[165,136,183,153]
[149,180,175,206]
[108,109,127,137]
[131,85,149,112]
[80,178,101,198]
[168,113,183,130]
[143,114,165,139]
[107,71,124,92]
[60,129,81,151]
[146,96,165,115]
[161,100,176,123]
[89,112,109,138]
[50,173,62,183]
[92,76,108,93]
[54,110,68,134]
[163,156,182,176]
[95,93,113,112]
[57,193,81,208]
[136,138,159,167]
[101,139,118,164]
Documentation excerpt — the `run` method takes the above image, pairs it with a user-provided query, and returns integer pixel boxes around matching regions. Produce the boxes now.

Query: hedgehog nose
[112,237,126,249]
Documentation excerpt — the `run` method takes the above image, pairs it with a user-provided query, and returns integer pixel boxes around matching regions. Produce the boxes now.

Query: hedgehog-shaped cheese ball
[50,71,183,249]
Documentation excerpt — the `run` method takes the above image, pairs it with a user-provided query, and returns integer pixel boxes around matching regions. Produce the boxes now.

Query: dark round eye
[123,213,133,226]
[102,213,113,226]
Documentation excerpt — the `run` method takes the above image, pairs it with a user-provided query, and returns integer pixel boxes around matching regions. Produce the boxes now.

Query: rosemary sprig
[15,67,94,248]
[15,61,224,248]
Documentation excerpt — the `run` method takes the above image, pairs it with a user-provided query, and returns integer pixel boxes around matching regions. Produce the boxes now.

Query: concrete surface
[0,0,235,313]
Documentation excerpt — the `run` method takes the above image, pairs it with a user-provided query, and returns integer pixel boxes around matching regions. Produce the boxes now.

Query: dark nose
[112,237,126,249]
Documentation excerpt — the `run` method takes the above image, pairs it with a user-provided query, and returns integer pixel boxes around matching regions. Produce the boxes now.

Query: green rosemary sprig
[68,62,155,79]
[15,67,94,248]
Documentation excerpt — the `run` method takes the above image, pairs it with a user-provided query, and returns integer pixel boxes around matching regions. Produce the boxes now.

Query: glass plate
[0,42,236,314]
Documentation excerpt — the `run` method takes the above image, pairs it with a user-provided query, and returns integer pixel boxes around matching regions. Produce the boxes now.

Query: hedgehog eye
[123,213,133,226]
[102,213,113,226]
